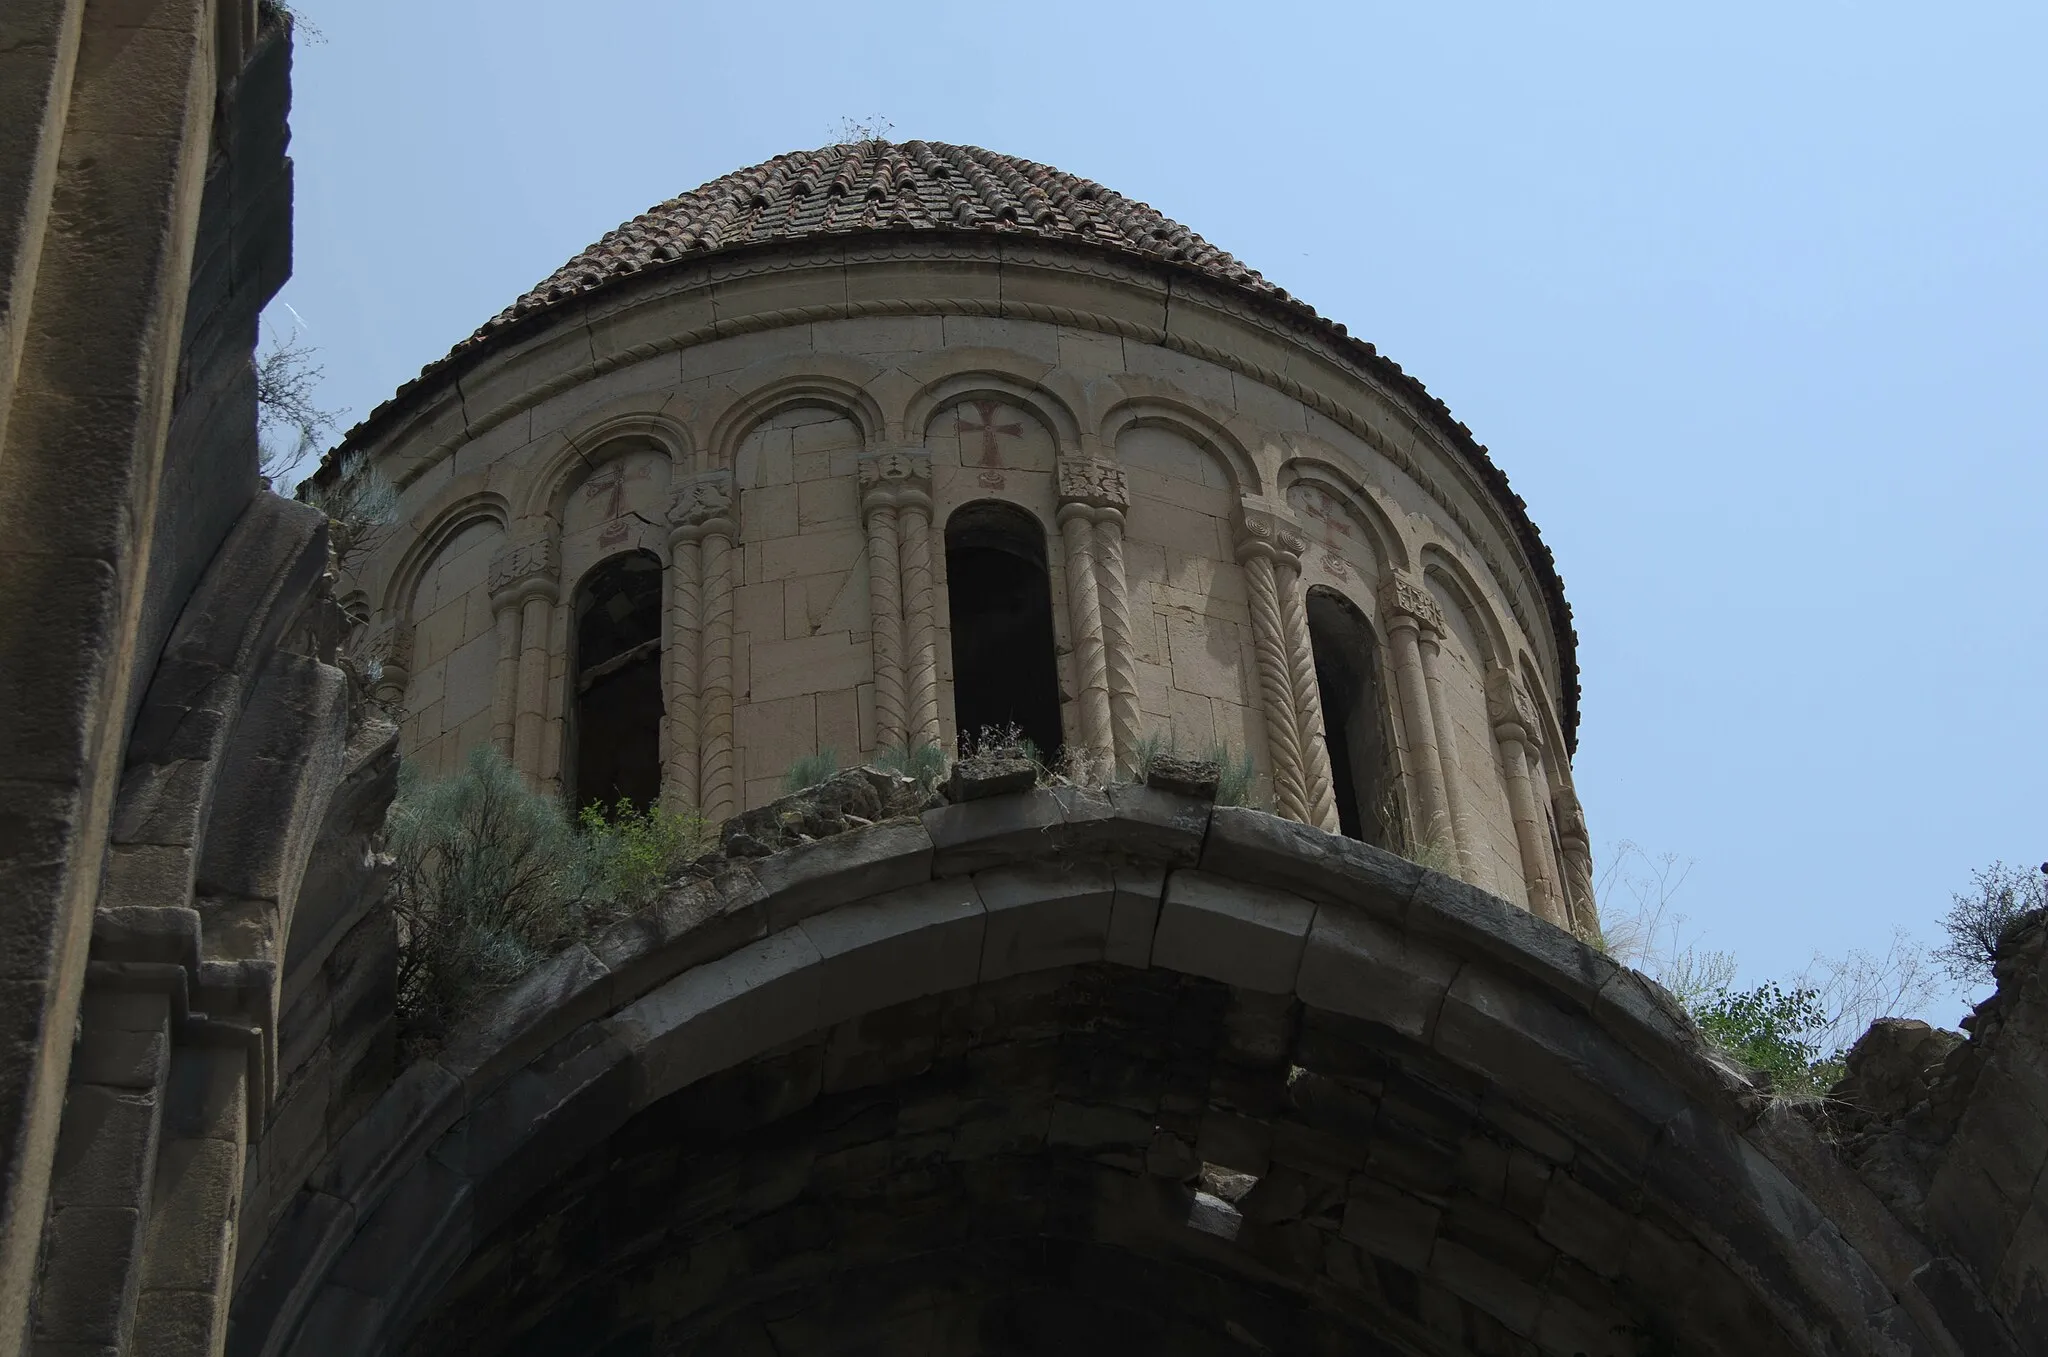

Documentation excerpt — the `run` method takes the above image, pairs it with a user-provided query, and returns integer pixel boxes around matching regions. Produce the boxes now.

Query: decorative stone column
[487,530,561,784]
[1275,551,1339,833]
[1234,503,1323,825]
[358,617,414,713]
[888,452,941,751]
[1554,784,1599,939]
[1488,665,1564,926]
[1379,571,1458,863]
[666,471,736,821]
[1056,456,1139,777]
[858,451,929,752]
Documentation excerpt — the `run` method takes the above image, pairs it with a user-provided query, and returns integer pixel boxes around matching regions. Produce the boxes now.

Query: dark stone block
[1200,807,1418,917]
[1143,755,1219,800]
[309,1059,461,1207]
[947,753,1036,802]
[922,788,1064,876]
[435,944,612,1097]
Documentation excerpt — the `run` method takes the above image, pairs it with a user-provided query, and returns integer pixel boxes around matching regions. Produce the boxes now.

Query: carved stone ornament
[1231,501,1307,561]
[487,534,560,600]
[1486,666,1544,744]
[857,448,932,497]
[1554,785,1590,843]
[1056,456,1129,512]
[1377,571,1446,636]
[667,469,735,529]
[358,617,414,673]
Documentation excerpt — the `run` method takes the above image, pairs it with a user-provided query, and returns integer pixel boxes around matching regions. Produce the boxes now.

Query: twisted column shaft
[1058,506,1112,775]
[699,531,736,823]
[864,503,906,750]
[1277,556,1339,833]
[669,470,735,820]
[1240,548,1308,822]
[1094,514,1142,775]
[1416,633,1472,874]
[488,605,520,757]
[665,537,703,811]
[899,502,940,749]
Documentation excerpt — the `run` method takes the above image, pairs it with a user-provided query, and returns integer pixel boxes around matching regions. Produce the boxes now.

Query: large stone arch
[701,363,887,474]
[519,408,692,526]
[226,785,1976,1357]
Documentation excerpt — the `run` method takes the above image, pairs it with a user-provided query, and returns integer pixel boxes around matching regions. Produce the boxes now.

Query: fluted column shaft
[1487,666,1564,926]
[899,498,940,749]
[488,604,520,756]
[858,450,929,754]
[1379,571,1458,860]
[668,470,738,823]
[488,529,562,787]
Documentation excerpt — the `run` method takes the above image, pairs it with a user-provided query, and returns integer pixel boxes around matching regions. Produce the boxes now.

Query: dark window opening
[570,551,664,812]
[1308,588,1393,846]
[945,501,1063,762]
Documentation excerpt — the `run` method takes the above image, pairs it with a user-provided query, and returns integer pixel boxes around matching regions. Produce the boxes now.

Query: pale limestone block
[743,484,799,538]
[1057,327,1124,371]
[743,775,783,810]
[736,694,816,780]
[750,633,871,703]
[1133,660,1173,719]
[1164,686,1216,749]
[442,630,497,726]
[817,687,860,759]
[1162,547,1248,607]
[678,324,818,383]
[761,525,864,580]
[845,256,1000,309]
[801,569,867,637]
[410,699,445,746]
[797,878,987,1028]
[453,709,495,764]
[1118,341,1241,413]
[735,581,785,643]
[1296,907,1460,1041]
[1106,868,1165,967]
[797,474,857,528]
[1126,496,1229,563]
[734,426,794,489]
[1165,610,1248,704]
[811,313,944,355]
[413,598,465,670]
[609,928,825,1105]
[587,289,716,364]
[936,315,1061,364]
[1153,870,1315,994]
[974,862,1114,981]
[405,662,446,723]
[791,414,859,455]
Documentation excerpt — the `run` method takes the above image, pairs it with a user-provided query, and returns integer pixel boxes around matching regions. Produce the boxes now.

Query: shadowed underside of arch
[228,790,2015,1357]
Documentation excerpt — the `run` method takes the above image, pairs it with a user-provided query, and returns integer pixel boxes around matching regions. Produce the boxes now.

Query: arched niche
[732,401,866,491]
[1306,588,1396,848]
[924,394,1057,497]
[568,551,666,813]
[1112,420,1239,519]
[1287,480,1384,593]
[944,501,1062,761]
[402,518,506,778]
[559,439,672,565]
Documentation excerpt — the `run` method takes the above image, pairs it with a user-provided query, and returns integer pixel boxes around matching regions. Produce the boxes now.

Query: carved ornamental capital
[487,533,560,608]
[667,470,736,545]
[1378,571,1445,637]
[1553,785,1590,848]
[857,449,932,512]
[1231,501,1306,567]
[1486,666,1544,748]
[1056,456,1129,513]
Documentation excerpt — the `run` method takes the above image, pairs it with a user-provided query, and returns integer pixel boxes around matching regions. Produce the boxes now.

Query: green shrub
[576,797,711,918]
[387,747,585,1041]
[874,739,949,795]
[1130,728,1265,809]
[1692,981,1844,1099]
[782,748,841,793]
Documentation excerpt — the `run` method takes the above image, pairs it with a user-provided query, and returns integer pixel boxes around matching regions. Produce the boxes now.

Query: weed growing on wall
[1130,728,1266,809]
[874,740,949,796]
[576,798,712,920]
[782,749,841,794]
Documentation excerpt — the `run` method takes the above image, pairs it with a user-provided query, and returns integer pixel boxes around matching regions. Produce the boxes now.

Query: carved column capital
[857,449,932,512]
[358,618,414,703]
[1378,570,1444,637]
[1486,665,1544,749]
[1554,785,1590,848]
[1056,456,1129,513]
[667,470,736,544]
[1232,501,1306,567]
[487,533,560,609]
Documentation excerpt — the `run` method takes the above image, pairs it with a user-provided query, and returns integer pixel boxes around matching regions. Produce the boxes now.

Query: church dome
[481,140,1287,339]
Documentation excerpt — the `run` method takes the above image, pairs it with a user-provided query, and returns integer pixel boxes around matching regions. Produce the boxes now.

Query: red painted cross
[1296,489,1353,545]
[953,400,1023,468]
[585,459,651,547]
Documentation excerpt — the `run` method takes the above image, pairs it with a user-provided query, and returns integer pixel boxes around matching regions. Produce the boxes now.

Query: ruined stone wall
[338,244,1591,930]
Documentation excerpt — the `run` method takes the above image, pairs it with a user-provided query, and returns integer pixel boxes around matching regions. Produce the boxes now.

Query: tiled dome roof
[478,139,1285,338]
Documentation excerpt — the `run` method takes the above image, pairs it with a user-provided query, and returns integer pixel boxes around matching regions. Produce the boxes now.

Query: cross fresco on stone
[954,399,1023,490]
[585,459,651,548]
[1293,488,1355,580]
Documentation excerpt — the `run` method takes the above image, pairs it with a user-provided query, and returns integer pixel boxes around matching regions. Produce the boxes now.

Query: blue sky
[272,0,2046,1022]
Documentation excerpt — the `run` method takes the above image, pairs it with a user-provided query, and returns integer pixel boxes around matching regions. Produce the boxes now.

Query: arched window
[1307,587,1394,846]
[569,551,664,812]
[944,501,1062,762]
